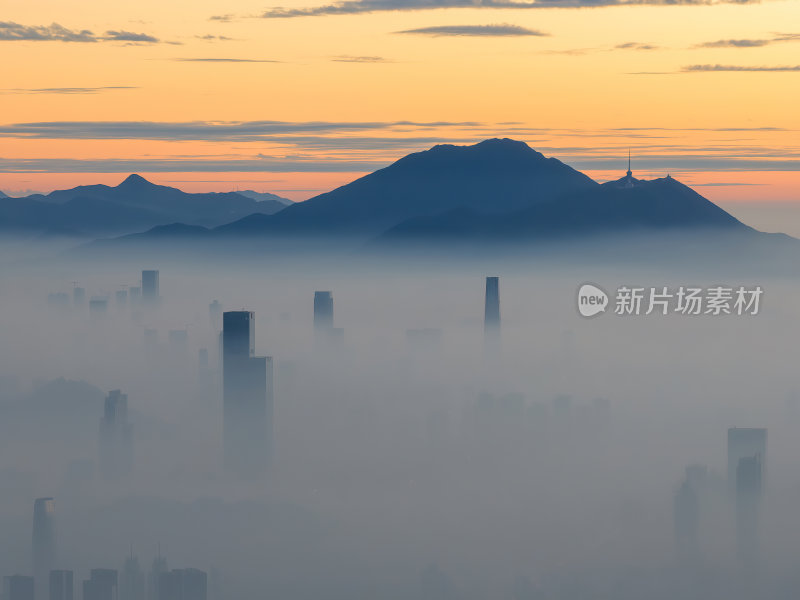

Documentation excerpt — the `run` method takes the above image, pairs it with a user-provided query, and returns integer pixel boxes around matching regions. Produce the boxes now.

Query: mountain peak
[118,174,153,188]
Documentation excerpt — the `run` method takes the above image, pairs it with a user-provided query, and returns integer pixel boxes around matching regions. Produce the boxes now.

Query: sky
[0,0,799,204]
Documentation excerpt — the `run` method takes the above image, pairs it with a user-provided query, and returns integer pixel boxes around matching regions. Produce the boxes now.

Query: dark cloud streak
[0,21,164,44]
[258,0,757,19]
[396,24,547,36]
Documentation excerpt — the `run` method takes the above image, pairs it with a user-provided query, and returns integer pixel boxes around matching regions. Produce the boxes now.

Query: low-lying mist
[1,245,799,600]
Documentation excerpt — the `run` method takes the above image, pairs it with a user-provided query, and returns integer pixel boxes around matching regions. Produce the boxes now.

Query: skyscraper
[313,291,334,337]
[49,570,73,600]
[727,427,767,492]
[4,576,34,600]
[72,287,85,308]
[484,276,500,343]
[141,270,159,306]
[736,455,762,564]
[157,569,207,600]
[314,291,333,329]
[82,570,117,600]
[209,300,222,331]
[146,553,167,600]
[223,311,273,476]
[120,554,145,600]
[99,390,134,478]
[33,498,55,600]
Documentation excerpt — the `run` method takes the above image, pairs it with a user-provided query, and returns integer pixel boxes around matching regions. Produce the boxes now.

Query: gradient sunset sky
[1,0,799,206]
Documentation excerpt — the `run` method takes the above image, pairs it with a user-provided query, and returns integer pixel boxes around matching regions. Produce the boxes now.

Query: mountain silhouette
[0,175,289,237]
[375,175,749,243]
[74,139,794,258]
[212,138,598,238]
[235,190,294,206]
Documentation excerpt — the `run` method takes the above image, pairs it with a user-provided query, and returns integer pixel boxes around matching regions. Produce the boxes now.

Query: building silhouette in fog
[142,270,159,306]
[728,428,766,492]
[157,569,207,600]
[99,390,134,478]
[115,290,128,308]
[484,276,500,345]
[209,300,222,331]
[146,554,167,600]
[88,297,108,317]
[72,287,85,307]
[120,554,144,600]
[736,454,762,564]
[4,576,34,600]
[49,570,73,600]
[314,291,334,333]
[82,570,117,600]
[33,498,55,600]
[222,311,273,476]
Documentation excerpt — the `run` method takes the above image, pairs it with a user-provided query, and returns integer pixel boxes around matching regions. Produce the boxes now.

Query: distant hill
[211,138,598,238]
[76,139,796,261]
[375,175,749,244]
[0,190,8,199]
[235,190,293,206]
[0,175,288,237]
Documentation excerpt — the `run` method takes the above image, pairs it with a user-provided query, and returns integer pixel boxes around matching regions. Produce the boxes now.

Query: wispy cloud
[170,57,282,63]
[258,0,756,19]
[104,30,160,43]
[0,21,164,43]
[694,32,800,49]
[331,55,390,62]
[0,120,481,141]
[683,64,800,72]
[615,41,659,50]
[0,157,382,173]
[209,14,235,22]
[696,38,770,48]
[396,24,547,36]
[0,86,138,95]
[196,34,235,41]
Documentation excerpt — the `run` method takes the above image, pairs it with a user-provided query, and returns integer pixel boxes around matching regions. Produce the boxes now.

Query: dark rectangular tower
[141,270,159,306]
[484,276,500,344]
[313,291,334,332]
[223,311,273,476]
[49,570,73,600]
[33,498,55,600]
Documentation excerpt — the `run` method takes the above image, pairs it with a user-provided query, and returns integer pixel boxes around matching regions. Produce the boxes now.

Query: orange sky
[0,0,798,202]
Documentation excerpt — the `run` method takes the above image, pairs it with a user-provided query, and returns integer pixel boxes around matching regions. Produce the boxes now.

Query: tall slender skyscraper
[146,552,167,600]
[223,311,273,476]
[49,570,73,600]
[141,270,159,306]
[120,553,145,600]
[209,300,222,331]
[33,498,56,600]
[484,277,500,338]
[99,390,134,478]
[313,291,334,334]
[736,455,762,565]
